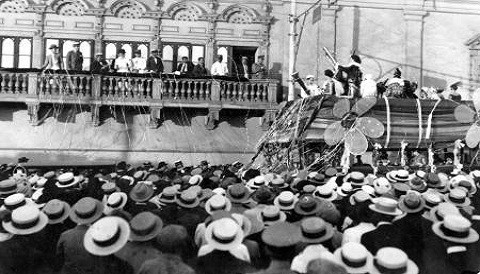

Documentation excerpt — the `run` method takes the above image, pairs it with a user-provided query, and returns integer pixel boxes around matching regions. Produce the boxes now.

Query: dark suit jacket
[196,250,254,274]
[192,64,208,76]
[146,56,164,73]
[235,63,251,78]
[361,223,405,254]
[176,62,194,75]
[66,50,83,71]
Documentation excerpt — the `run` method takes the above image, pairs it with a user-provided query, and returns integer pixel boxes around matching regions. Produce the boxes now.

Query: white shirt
[211,61,229,76]
[132,57,146,72]
[301,84,321,98]
[360,78,378,98]
[115,57,131,73]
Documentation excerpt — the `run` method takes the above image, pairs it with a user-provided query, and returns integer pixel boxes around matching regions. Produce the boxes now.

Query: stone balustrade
[0,69,282,129]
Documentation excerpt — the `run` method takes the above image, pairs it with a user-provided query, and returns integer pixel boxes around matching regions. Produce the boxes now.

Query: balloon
[324,121,346,146]
[356,117,385,138]
[344,128,368,155]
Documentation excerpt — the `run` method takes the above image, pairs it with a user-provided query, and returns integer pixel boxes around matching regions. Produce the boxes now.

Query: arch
[1,38,14,68]
[50,0,91,16]
[0,0,28,13]
[165,1,206,21]
[219,4,259,24]
[110,0,147,19]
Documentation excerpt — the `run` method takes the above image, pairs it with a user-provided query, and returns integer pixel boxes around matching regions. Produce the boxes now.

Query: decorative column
[150,1,164,51]
[89,8,106,54]
[31,5,46,68]
[403,10,428,87]
[204,0,218,69]
[318,4,339,83]
[258,1,273,64]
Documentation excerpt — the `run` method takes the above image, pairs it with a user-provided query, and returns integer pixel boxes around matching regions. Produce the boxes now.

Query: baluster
[131,78,137,98]
[181,81,187,99]
[119,78,125,98]
[108,77,114,97]
[206,81,211,99]
[101,78,107,97]
[253,83,258,101]
[226,83,232,100]
[46,76,52,95]
[8,74,14,93]
[15,74,21,93]
[175,81,181,99]
[233,83,239,100]
[164,80,170,98]
[199,82,205,100]
[146,79,152,98]
[193,82,198,100]
[85,77,91,97]
[77,77,84,97]
[70,76,77,96]
[239,83,244,101]
[261,83,267,101]
[22,74,28,93]
[0,75,5,93]
[38,76,44,95]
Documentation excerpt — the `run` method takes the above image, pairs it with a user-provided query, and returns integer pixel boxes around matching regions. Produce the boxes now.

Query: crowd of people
[0,158,479,274]
[41,43,268,79]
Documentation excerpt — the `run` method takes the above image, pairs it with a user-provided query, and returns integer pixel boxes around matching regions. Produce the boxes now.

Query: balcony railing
[0,69,282,129]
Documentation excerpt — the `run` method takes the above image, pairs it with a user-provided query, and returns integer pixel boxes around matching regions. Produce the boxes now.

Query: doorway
[232,46,258,77]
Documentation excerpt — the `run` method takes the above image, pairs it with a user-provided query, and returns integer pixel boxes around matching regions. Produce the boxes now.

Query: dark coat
[393,213,426,266]
[0,235,44,274]
[91,60,109,73]
[177,62,195,75]
[66,50,84,71]
[337,64,363,93]
[192,64,208,77]
[235,63,251,78]
[138,253,195,274]
[361,223,405,254]
[146,56,164,73]
[124,201,158,217]
[196,250,254,274]
[114,242,162,274]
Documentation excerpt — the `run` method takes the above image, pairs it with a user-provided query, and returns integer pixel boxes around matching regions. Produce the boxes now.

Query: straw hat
[56,172,81,188]
[270,177,289,189]
[204,218,244,251]
[373,177,392,196]
[247,176,267,190]
[432,215,479,244]
[337,182,354,197]
[251,186,275,204]
[302,185,316,195]
[262,222,302,247]
[308,172,327,186]
[273,191,298,211]
[205,195,232,215]
[0,179,17,196]
[429,173,449,192]
[369,197,402,216]
[258,205,286,226]
[158,186,178,204]
[428,202,460,223]
[398,192,425,213]
[0,193,35,211]
[231,213,253,236]
[334,242,373,274]
[176,190,200,208]
[84,216,131,256]
[408,177,427,193]
[294,195,322,216]
[393,183,411,198]
[349,190,372,205]
[313,185,338,201]
[370,247,418,274]
[343,172,367,186]
[444,188,471,207]
[129,182,154,203]
[299,217,334,243]
[42,199,71,224]
[69,197,104,225]
[103,192,128,215]
[129,212,163,242]
[386,170,411,183]
[448,175,476,195]
[3,206,48,235]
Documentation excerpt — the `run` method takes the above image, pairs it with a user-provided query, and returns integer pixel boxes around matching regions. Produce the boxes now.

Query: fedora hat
[103,192,128,215]
[205,195,232,215]
[337,182,354,197]
[0,193,35,211]
[373,177,392,196]
[84,216,130,256]
[204,218,244,251]
[398,192,425,213]
[294,195,321,216]
[428,202,460,223]
[129,182,154,203]
[300,217,334,243]
[274,191,298,211]
[448,175,476,195]
[334,242,373,274]
[432,215,479,244]
[226,184,251,203]
[176,190,200,208]
[56,172,80,188]
[70,197,104,225]
[371,247,418,274]
[444,188,470,207]
[308,172,327,186]
[369,197,402,216]
[129,212,163,242]
[0,179,17,196]
[42,199,71,224]
[408,177,427,193]
[158,186,177,204]
[258,205,286,226]
[349,190,372,205]
[3,206,48,235]
[343,172,367,186]
[262,222,302,247]
[422,191,442,209]
[313,185,338,201]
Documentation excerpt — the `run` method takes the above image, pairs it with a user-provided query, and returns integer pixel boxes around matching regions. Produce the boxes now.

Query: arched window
[121,44,132,60]
[192,46,204,65]
[105,43,117,61]
[177,46,189,60]
[217,47,228,64]
[162,45,173,73]
[80,41,91,70]
[1,38,14,68]
[18,39,31,68]
[137,44,148,58]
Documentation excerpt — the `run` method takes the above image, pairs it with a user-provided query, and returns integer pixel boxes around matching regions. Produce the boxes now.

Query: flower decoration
[323,98,384,155]
[454,92,480,148]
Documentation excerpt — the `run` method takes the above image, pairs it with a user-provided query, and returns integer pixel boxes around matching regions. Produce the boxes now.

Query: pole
[288,0,297,101]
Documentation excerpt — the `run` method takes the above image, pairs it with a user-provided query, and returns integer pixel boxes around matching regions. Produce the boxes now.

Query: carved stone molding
[26,102,40,126]
[149,106,162,129]
[110,0,147,19]
[0,0,27,13]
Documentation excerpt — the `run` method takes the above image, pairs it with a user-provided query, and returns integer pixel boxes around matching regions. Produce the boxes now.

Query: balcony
[0,69,281,130]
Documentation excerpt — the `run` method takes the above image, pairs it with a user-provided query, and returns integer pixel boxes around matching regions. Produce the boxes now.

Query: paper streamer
[383,96,391,148]
[426,99,442,140]
[415,99,423,148]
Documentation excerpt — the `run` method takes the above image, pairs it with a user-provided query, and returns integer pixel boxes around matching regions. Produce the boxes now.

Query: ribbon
[415,99,423,147]
[383,96,391,148]
[426,99,442,140]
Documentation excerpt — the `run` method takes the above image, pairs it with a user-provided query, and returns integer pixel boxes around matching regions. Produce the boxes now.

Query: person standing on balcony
[252,55,267,79]
[176,56,194,76]
[146,49,164,74]
[66,42,83,71]
[132,50,146,73]
[236,56,251,79]
[91,53,109,73]
[192,57,208,77]
[211,55,228,76]
[115,49,131,73]
[41,44,63,71]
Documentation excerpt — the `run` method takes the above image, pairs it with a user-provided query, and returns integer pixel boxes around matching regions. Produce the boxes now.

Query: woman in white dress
[114,49,131,73]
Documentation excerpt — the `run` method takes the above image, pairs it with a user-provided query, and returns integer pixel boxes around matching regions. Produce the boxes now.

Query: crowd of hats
[0,160,479,274]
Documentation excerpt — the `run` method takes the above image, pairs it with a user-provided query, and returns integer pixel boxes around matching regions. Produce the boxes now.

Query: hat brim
[313,191,338,202]
[3,211,48,235]
[301,225,334,243]
[56,177,81,188]
[205,199,232,215]
[273,196,298,211]
[257,211,287,226]
[129,217,163,242]
[368,204,403,216]
[44,203,71,224]
[333,249,374,274]
[129,187,154,203]
[431,222,479,244]
[103,193,128,215]
[204,221,244,251]
[69,201,104,225]
[343,174,367,186]
[176,198,200,208]
[84,217,131,256]
[294,199,322,216]
[398,196,426,213]
[337,188,354,197]
[226,191,251,204]
[443,194,471,207]
[370,259,418,274]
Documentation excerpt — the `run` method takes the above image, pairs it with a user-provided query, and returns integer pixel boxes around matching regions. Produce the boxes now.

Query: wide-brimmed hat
[204,218,244,251]
[3,206,48,235]
[294,195,322,216]
[422,191,443,209]
[231,213,253,236]
[302,184,316,195]
[69,197,104,225]
[337,182,354,197]
[84,216,130,256]
[0,179,17,196]
[189,175,203,185]
[247,176,267,190]
[343,172,367,186]
[103,192,128,215]
[133,170,147,181]
[251,186,275,204]
[369,197,402,216]
[370,247,418,274]
[42,199,71,224]
[262,222,302,247]
[257,205,286,226]
[349,190,372,205]
[409,177,427,193]
[393,183,411,198]
[308,172,327,186]
[56,172,81,188]
[373,177,392,196]
[101,182,120,195]
[428,202,460,223]
[448,175,477,195]
[129,212,163,242]
[129,182,154,203]
[299,217,334,243]
[444,188,470,207]
[273,191,298,211]
[398,192,425,213]
[49,44,58,49]
[176,190,200,208]
[0,193,36,211]
[432,215,479,244]
[205,195,232,215]
[270,177,289,189]
[158,186,177,204]
[226,184,251,203]
[313,185,338,201]
[470,170,480,186]
[386,170,411,183]
[334,242,374,274]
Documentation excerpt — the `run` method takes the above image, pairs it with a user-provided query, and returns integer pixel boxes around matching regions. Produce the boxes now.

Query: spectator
[41,44,63,71]
[146,49,164,74]
[132,50,146,73]
[192,57,208,77]
[115,49,131,73]
[176,56,194,76]
[302,75,321,98]
[91,53,109,73]
[211,55,228,76]
[321,69,344,96]
[66,42,84,71]
[236,56,251,79]
[252,55,267,79]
